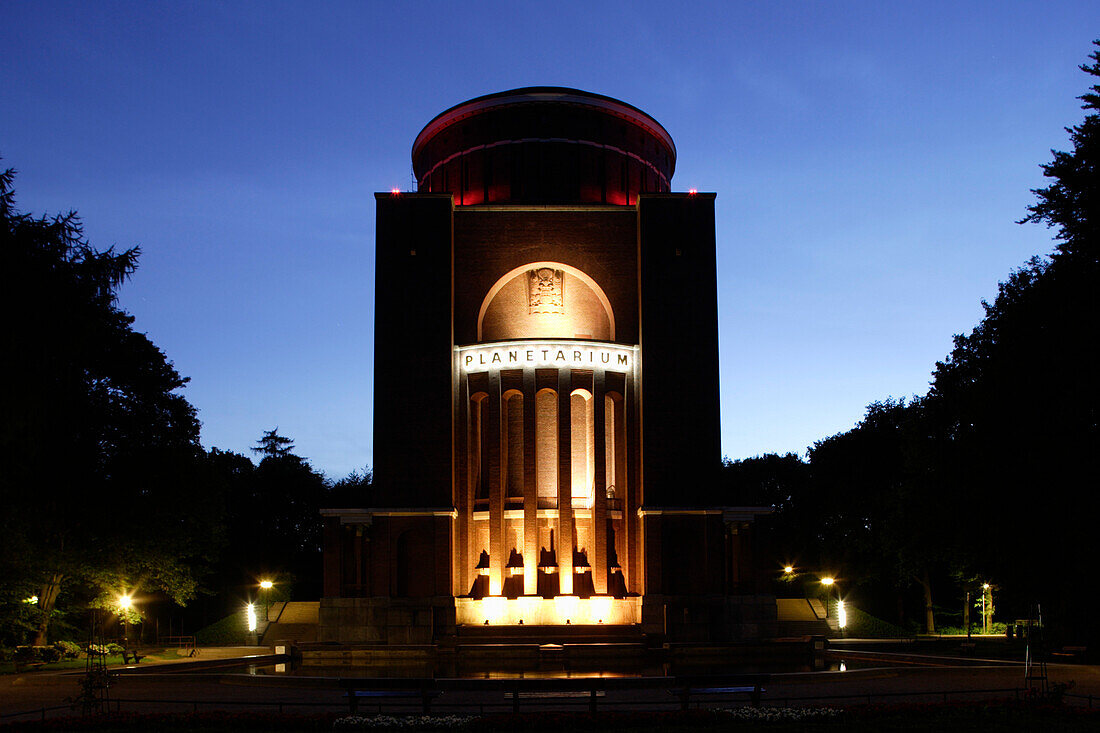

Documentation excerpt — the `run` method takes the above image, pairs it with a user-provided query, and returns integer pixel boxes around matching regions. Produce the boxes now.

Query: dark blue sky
[2,1,1096,478]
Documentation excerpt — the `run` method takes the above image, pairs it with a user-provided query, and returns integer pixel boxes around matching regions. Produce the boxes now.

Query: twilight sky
[2,1,1096,479]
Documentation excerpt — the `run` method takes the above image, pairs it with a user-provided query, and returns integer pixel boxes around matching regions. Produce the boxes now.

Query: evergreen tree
[0,164,220,643]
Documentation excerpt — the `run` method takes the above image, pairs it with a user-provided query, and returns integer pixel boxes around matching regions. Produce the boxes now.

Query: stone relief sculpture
[527,268,565,314]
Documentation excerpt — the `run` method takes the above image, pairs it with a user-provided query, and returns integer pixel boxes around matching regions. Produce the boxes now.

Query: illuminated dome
[412,87,676,205]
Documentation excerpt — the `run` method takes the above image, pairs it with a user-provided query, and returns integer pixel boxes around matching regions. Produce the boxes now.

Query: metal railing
[0,678,1042,722]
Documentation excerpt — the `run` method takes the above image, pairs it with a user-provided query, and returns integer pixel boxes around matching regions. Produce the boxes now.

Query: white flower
[333,714,473,730]
[719,706,842,722]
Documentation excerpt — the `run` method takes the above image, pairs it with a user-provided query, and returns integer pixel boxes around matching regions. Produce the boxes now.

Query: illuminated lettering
[458,342,636,373]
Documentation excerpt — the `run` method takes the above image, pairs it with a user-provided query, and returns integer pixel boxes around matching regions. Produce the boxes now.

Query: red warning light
[688,188,698,195]
[391,188,401,196]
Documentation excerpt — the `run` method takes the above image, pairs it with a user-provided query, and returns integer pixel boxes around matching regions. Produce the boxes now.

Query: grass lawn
[0,656,126,675]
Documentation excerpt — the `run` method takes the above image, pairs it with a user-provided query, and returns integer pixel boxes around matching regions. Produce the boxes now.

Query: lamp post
[820,576,835,618]
[820,577,846,631]
[118,594,134,645]
[259,580,274,630]
[981,583,991,634]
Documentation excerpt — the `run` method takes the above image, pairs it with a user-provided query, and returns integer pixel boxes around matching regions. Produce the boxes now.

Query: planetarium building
[320,88,776,647]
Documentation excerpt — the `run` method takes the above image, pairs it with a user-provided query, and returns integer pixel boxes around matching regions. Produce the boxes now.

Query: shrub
[107,642,124,655]
[53,640,82,659]
[13,645,64,663]
[194,611,251,645]
[841,605,913,638]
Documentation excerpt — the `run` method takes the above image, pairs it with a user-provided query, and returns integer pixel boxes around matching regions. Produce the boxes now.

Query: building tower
[321,88,775,645]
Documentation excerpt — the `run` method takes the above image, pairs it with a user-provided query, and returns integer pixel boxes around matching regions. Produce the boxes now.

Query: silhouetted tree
[1021,40,1100,264]
[253,428,295,459]
[208,433,329,603]
[327,467,373,507]
[0,164,220,644]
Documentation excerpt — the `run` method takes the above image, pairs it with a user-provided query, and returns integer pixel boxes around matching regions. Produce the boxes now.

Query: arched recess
[535,388,558,508]
[477,262,616,342]
[502,389,524,500]
[604,391,625,503]
[470,392,490,502]
[570,388,595,509]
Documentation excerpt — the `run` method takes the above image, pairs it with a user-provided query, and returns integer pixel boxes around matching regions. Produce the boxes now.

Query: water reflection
[238,656,858,679]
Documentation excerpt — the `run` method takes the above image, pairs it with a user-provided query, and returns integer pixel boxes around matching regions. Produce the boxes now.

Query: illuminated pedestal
[456,595,641,626]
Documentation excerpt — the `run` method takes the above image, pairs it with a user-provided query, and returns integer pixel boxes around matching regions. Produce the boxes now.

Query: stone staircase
[456,623,648,663]
[261,601,319,643]
[457,623,645,646]
[775,598,833,636]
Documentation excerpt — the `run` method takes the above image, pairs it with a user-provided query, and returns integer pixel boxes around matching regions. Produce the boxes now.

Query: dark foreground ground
[2,703,1100,732]
[5,654,1100,731]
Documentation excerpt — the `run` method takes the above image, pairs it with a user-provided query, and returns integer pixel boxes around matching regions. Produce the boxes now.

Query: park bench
[344,689,440,713]
[674,683,764,709]
[13,661,46,673]
[121,649,145,664]
[505,689,606,713]
[1050,645,1087,660]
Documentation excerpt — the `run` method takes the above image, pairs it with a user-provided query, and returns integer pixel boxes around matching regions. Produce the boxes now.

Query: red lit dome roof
[412,87,676,206]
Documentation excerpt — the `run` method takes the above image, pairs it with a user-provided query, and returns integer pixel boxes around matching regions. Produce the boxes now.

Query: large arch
[477,262,616,342]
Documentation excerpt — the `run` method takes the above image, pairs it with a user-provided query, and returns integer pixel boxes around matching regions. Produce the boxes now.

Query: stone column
[556,369,573,593]
[522,368,538,595]
[487,371,504,595]
[592,370,608,594]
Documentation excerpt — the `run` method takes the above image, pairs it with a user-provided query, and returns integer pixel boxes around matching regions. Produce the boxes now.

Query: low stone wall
[642,594,778,642]
[318,596,456,645]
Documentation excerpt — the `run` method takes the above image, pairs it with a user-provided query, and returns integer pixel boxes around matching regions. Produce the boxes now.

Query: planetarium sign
[457,341,637,373]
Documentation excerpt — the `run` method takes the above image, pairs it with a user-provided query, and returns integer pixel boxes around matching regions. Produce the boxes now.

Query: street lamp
[259,580,274,630]
[981,583,992,634]
[118,594,135,644]
[819,577,845,629]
